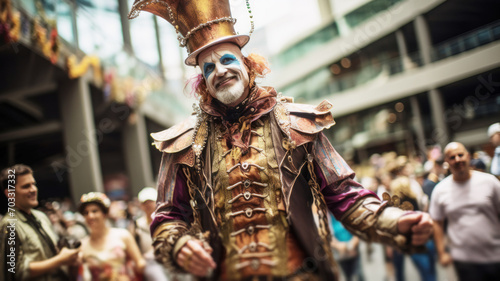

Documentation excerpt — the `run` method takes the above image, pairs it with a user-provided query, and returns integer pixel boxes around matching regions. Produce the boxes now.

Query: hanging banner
[67,55,103,84]
[32,20,59,64]
[0,0,21,43]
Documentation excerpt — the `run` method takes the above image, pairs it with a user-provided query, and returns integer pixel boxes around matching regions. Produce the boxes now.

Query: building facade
[1,0,498,210]
[266,0,499,163]
[0,0,193,210]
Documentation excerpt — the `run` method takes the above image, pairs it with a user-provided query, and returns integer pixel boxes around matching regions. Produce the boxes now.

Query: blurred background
[0,0,499,209]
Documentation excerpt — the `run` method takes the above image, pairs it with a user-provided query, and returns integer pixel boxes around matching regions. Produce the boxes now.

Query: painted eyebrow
[203,62,215,78]
[220,54,237,63]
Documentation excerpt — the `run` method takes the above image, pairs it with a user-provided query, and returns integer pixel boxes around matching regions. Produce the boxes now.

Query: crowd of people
[1,124,498,281]
[333,122,500,281]
[0,164,175,281]
[1,0,499,278]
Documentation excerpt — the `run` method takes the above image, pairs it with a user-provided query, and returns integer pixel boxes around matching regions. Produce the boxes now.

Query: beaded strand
[246,0,254,37]
[129,0,254,47]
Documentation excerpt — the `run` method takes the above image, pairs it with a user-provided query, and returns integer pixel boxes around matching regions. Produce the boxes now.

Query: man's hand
[438,251,453,266]
[57,247,80,266]
[176,239,216,277]
[397,212,433,245]
[29,247,81,278]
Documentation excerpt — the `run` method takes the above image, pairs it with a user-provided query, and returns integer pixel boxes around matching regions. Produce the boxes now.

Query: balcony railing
[432,20,500,61]
[290,51,422,101]
[272,0,406,69]
[290,20,500,100]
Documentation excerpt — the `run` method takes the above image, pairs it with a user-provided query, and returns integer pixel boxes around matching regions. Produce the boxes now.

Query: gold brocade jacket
[150,87,411,281]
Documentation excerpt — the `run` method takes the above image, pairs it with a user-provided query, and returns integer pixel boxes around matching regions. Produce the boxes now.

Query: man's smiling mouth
[215,76,236,89]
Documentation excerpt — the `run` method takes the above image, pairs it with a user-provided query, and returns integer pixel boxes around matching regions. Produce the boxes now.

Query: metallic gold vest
[212,115,306,279]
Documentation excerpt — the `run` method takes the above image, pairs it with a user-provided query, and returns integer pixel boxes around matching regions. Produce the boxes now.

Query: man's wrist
[52,251,63,267]
[152,221,190,272]
[173,235,193,260]
[436,248,447,257]
[379,207,407,235]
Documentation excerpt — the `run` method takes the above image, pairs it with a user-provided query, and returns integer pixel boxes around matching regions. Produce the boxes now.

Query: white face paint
[197,43,249,107]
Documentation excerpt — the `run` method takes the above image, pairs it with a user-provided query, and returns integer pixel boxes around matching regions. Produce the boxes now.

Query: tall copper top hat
[128,0,250,66]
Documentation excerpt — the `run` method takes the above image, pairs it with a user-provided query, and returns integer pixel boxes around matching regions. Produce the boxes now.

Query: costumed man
[128,1,433,280]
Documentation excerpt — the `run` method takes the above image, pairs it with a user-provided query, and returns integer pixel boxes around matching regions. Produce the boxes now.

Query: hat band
[160,3,237,49]
[178,17,236,48]
[130,1,238,50]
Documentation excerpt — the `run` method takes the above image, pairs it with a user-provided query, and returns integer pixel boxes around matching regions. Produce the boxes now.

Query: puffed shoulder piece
[283,99,336,134]
[151,115,197,153]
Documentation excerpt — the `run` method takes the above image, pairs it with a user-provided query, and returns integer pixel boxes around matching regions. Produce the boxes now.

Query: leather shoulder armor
[275,97,336,146]
[151,115,197,153]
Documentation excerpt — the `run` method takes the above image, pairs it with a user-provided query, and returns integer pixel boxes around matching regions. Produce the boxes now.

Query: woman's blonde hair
[390,177,416,201]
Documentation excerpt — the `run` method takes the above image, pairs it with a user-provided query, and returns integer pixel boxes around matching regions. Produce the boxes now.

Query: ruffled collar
[199,86,277,161]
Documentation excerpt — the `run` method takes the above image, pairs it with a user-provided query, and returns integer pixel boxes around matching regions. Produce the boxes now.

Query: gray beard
[214,82,245,106]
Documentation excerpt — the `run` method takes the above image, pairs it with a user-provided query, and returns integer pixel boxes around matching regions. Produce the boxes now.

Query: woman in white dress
[78,192,145,281]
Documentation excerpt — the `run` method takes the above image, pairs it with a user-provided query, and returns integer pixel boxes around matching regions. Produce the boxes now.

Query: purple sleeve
[150,168,192,232]
[315,163,376,220]
[312,132,378,219]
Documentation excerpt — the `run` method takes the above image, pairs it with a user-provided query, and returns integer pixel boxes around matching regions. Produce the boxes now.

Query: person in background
[79,192,145,281]
[375,172,396,281]
[63,211,89,241]
[108,200,131,229]
[422,157,445,202]
[430,142,500,281]
[488,122,500,176]
[43,203,70,239]
[131,187,170,281]
[330,213,365,281]
[0,164,80,281]
[470,158,487,172]
[390,177,436,281]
